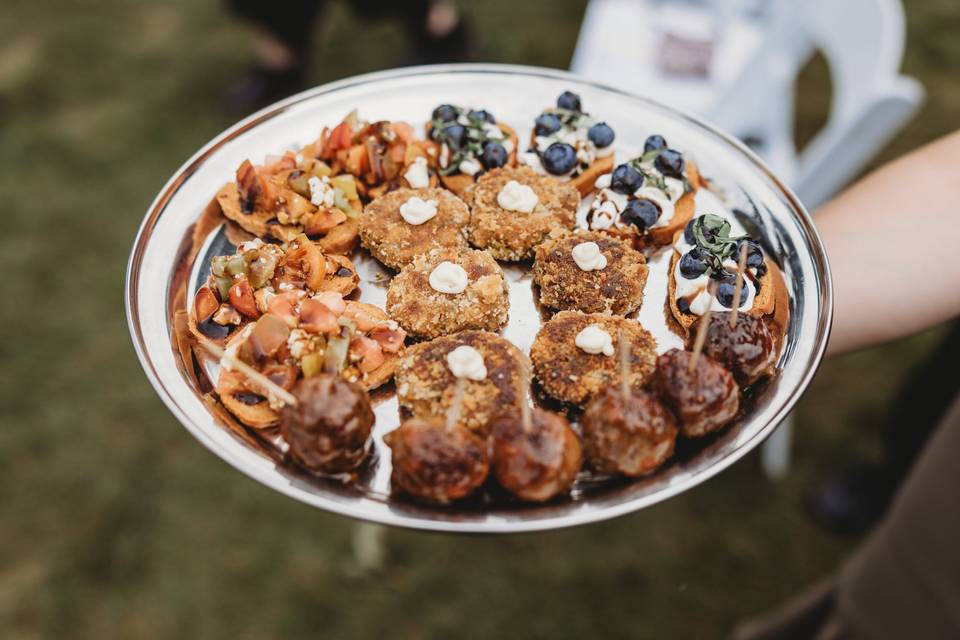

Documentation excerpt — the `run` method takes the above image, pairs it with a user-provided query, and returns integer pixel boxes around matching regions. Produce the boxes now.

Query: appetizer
[215,296,405,429]
[532,229,648,315]
[586,134,701,249]
[692,313,778,387]
[190,236,359,343]
[652,348,739,438]
[300,111,438,199]
[385,413,490,504]
[520,90,616,197]
[668,214,789,339]
[530,311,657,406]
[426,104,518,196]
[467,166,579,261]
[395,331,528,435]
[386,247,510,339]
[216,151,362,251]
[359,187,470,270]
[490,396,582,502]
[280,374,375,474]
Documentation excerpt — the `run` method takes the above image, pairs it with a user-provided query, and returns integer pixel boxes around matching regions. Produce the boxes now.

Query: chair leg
[762,415,793,479]
[351,521,386,570]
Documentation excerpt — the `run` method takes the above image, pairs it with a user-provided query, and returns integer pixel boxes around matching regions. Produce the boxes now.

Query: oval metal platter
[126,64,832,533]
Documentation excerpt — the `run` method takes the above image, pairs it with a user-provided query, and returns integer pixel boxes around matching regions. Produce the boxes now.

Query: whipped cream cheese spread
[575,324,615,356]
[446,345,488,381]
[428,261,469,294]
[497,180,539,213]
[571,241,607,271]
[399,196,439,225]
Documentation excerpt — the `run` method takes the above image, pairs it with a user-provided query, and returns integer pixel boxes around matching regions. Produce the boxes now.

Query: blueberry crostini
[666,214,789,340]
[587,134,705,249]
[520,90,617,197]
[425,104,519,196]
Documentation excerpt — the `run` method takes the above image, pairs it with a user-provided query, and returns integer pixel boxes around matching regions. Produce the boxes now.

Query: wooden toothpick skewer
[519,359,533,433]
[197,338,298,407]
[689,281,717,372]
[618,328,631,401]
[729,242,749,329]
[445,377,467,432]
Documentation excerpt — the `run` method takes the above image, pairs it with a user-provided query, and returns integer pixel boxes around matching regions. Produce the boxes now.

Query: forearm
[817,130,960,356]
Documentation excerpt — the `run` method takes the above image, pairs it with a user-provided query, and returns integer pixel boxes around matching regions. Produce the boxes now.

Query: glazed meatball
[689,314,777,387]
[581,387,677,476]
[652,348,739,437]
[491,407,583,502]
[279,374,375,473]
[385,416,490,503]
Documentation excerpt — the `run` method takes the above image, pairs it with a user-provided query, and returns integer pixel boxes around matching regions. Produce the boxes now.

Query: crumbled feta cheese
[308,175,336,208]
[403,156,430,188]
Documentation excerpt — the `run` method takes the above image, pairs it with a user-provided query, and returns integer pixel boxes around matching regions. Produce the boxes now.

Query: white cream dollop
[308,175,336,208]
[571,241,607,271]
[459,158,482,176]
[399,196,439,225]
[403,156,430,188]
[575,324,615,356]
[446,345,487,381]
[496,180,539,213]
[428,261,469,294]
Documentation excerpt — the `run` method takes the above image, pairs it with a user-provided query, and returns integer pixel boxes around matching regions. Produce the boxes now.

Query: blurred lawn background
[2,0,958,637]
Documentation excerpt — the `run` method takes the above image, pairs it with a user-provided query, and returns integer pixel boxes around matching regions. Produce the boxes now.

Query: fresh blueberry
[432,104,458,123]
[481,142,508,169]
[679,249,709,279]
[557,90,582,111]
[541,142,578,175]
[534,113,562,137]
[655,148,685,178]
[711,268,737,283]
[443,124,467,148]
[717,281,751,309]
[620,199,660,231]
[610,163,644,194]
[469,109,496,124]
[588,122,615,148]
[644,134,668,153]
[683,218,698,245]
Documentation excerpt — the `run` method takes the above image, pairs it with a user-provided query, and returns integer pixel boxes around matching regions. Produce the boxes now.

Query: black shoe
[224,64,306,116]
[803,466,895,535]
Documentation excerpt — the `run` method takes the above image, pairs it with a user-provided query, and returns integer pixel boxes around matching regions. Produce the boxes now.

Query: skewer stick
[729,242,749,329]
[689,281,717,372]
[618,328,631,401]
[445,377,467,432]
[197,338,298,407]
[519,359,533,433]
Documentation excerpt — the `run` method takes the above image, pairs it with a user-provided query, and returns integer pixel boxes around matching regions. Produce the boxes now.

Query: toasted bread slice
[216,181,361,251]
[666,248,788,340]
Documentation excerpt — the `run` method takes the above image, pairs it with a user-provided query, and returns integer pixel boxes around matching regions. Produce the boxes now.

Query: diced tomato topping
[194,286,220,322]
[304,207,347,236]
[391,121,414,143]
[344,144,368,176]
[248,314,290,360]
[369,326,406,353]
[299,298,339,334]
[352,336,385,373]
[228,278,260,319]
[327,121,354,152]
[343,303,378,331]
[262,363,298,390]
[313,291,346,315]
[267,291,301,325]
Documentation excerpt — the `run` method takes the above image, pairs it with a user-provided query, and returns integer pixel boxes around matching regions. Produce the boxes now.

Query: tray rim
[125,63,833,533]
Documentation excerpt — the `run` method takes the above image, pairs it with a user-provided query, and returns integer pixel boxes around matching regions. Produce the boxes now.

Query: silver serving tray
[125,64,831,533]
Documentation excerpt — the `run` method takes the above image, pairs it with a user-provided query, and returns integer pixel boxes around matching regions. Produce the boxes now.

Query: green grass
[2,0,958,637]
